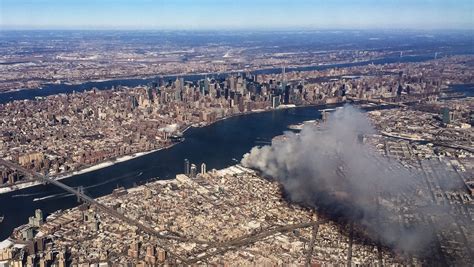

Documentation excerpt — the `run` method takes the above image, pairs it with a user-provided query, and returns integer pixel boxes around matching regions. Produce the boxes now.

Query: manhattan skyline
[0,0,473,265]
[1,0,473,30]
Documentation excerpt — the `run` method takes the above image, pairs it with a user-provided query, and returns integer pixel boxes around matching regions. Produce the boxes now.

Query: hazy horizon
[1,0,473,30]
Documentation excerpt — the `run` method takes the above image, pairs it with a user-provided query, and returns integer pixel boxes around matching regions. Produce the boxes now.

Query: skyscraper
[272,95,281,109]
[201,163,206,175]
[184,159,190,175]
[190,164,197,178]
[283,86,290,104]
[179,77,184,91]
[442,107,451,125]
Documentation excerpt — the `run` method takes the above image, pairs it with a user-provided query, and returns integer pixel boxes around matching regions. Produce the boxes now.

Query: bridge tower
[77,186,84,203]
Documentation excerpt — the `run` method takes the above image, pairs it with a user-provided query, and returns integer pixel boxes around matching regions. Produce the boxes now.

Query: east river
[0,105,332,239]
[0,54,439,104]
[0,53,472,240]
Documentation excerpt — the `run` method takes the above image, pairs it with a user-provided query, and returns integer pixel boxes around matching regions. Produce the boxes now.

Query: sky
[0,0,473,30]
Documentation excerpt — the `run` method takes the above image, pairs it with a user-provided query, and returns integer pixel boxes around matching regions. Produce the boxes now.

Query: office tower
[204,78,210,94]
[29,209,44,227]
[130,95,139,109]
[229,76,236,90]
[224,88,229,99]
[35,209,43,224]
[284,86,290,104]
[157,250,167,262]
[397,84,403,96]
[272,95,281,109]
[145,245,157,264]
[174,77,181,90]
[442,107,451,125]
[174,90,181,101]
[184,159,190,175]
[22,227,34,240]
[58,250,66,267]
[146,87,153,101]
[190,164,197,178]
[201,163,206,175]
[179,77,184,91]
[128,242,140,259]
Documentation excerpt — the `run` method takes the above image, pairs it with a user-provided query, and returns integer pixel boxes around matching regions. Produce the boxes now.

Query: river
[0,55,471,240]
[0,54,439,104]
[0,105,332,239]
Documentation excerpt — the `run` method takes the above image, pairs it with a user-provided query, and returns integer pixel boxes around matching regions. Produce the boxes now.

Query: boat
[318,108,336,112]
[288,123,304,130]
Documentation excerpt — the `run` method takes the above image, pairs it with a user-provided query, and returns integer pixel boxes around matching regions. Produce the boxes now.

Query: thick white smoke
[242,105,438,254]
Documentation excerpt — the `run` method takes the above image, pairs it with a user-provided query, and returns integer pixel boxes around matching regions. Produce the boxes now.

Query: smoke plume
[242,105,440,255]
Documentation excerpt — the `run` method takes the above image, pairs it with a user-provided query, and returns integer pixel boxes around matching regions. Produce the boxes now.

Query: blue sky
[0,0,473,30]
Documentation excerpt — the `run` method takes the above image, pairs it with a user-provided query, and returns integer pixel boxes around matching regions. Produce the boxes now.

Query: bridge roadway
[348,92,441,107]
[2,159,330,264]
[346,96,407,107]
[187,220,327,264]
[0,159,203,264]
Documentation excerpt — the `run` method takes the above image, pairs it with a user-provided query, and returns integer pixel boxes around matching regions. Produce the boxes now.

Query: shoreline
[0,143,178,195]
[0,55,429,97]
[1,83,464,194]
[0,104,316,195]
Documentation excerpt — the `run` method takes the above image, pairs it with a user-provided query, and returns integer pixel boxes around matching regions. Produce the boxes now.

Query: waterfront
[0,54,439,104]
[1,82,471,240]
[0,53,472,240]
[0,105,326,240]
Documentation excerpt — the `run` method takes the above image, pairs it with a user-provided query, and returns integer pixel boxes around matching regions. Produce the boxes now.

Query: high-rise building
[396,84,403,96]
[145,245,157,264]
[146,87,153,101]
[174,77,181,90]
[28,209,44,227]
[57,250,66,267]
[157,249,167,262]
[22,227,34,240]
[179,77,184,91]
[283,86,290,104]
[272,95,281,109]
[184,159,190,175]
[130,95,139,109]
[204,78,210,94]
[442,107,451,125]
[190,164,197,178]
[201,163,206,175]
[229,76,236,90]
[128,242,140,259]
[35,209,43,223]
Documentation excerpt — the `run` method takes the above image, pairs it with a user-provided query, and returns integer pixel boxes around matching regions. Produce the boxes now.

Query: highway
[305,224,319,266]
[346,222,354,267]
[0,159,196,264]
[2,158,330,264]
[187,220,326,264]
